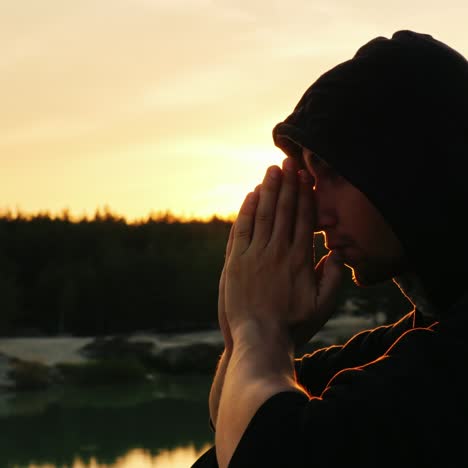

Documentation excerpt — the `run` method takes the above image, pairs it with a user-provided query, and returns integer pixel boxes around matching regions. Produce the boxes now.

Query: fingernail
[269,167,281,180]
[248,191,259,204]
[283,158,295,172]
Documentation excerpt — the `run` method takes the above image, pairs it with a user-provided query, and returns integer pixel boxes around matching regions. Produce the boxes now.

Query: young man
[192,30,468,467]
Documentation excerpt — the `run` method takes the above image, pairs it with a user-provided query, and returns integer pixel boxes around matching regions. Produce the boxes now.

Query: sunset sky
[1,1,467,222]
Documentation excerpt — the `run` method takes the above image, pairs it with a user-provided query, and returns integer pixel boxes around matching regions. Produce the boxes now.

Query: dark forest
[0,211,411,337]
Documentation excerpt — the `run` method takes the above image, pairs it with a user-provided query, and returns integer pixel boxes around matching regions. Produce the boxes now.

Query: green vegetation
[8,359,52,390]
[0,210,411,337]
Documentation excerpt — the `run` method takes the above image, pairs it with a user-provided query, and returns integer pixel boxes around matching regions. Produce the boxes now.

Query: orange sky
[1,0,467,222]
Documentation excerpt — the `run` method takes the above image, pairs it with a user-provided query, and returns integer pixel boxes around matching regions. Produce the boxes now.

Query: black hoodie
[192,31,468,468]
[272,29,468,312]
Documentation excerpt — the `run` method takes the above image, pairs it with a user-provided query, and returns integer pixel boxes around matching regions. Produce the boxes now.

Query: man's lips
[325,244,345,251]
[326,244,349,259]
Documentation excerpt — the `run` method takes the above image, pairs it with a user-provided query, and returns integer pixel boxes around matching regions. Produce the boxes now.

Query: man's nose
[313,189,337,232]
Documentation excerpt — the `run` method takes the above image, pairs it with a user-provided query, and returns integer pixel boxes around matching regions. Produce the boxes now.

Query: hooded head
[273,30,468,314]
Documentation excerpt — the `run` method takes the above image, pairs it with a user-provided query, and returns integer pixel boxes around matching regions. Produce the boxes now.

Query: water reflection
[0,374,214,468]
[133,444,212,468]
[23,443,213,467]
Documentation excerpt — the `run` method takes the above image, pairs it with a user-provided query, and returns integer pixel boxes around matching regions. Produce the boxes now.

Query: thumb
[315,251,346,311]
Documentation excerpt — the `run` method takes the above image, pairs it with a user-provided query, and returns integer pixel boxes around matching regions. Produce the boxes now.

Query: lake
[0,373,214,468]
[0,315,386,467]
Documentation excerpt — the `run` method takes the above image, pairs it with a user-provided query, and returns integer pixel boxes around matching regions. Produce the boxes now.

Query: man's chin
[351,264,395,287]
[351,268,367,287]
[335,253,382,287]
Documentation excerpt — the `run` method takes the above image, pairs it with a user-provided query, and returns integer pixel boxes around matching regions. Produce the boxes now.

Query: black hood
[273,30,468,311]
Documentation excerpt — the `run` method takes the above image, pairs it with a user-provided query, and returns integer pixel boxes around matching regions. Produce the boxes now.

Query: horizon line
[0,206,237,224]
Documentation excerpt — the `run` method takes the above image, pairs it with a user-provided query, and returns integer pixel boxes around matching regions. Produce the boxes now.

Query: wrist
[209,348,232,430]
[231,319,296,358]
[223,337,233,354]
[224,321,300,404]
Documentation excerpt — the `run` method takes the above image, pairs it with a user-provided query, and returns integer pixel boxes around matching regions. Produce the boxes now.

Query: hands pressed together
[213,157,345,467]
[219,157,344,351]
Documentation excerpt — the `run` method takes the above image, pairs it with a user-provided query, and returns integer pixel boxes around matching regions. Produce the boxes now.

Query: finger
[315,251,345,311]
[218,266,233,348]
[219,222,234,295]
[250,165,282,248]
[231,190,260,256]
[292,169,315,257]
[224,221,235,264]
[218,265,226,309]
[220,220,235,303]
[229,184,262,258]
[226,185,260,260]
[270,157,299,244]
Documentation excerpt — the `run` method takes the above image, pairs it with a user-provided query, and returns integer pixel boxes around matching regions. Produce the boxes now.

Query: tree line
[0,211,410,337]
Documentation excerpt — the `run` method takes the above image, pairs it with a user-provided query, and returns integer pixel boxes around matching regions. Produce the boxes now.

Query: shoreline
[0,314,384,367]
